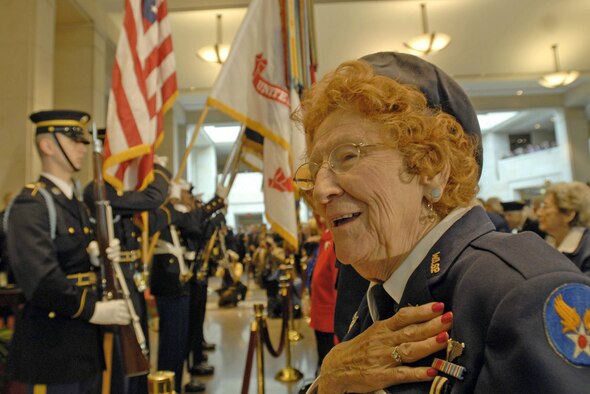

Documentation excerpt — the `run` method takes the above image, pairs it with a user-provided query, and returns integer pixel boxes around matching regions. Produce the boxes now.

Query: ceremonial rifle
[91,124,151,376]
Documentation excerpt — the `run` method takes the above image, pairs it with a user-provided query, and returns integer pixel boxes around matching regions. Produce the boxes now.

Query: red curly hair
[296,59,480,217]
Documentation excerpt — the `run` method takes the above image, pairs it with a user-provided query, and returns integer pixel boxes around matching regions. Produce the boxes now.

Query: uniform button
[83,227,89,234]
[169,258,174,264]
[48,312,56,318]
[68,227,75,234]
[131,232,136,237]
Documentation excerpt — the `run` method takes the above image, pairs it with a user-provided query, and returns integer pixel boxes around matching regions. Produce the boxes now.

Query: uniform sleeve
[7,193,97,320]
[83,164,169,215]
[474,271,590,392]
[148,202,179,235]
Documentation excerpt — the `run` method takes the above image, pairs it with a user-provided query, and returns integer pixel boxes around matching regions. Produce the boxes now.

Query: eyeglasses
[293,142,389,191]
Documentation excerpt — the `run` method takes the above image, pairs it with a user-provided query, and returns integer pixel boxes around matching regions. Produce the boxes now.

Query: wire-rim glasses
[293,142,388,191]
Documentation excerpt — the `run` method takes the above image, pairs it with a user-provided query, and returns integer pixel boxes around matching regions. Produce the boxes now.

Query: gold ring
[391,345,403,364]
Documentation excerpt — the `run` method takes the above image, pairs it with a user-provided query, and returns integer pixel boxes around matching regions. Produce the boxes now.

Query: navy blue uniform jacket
[345,207,590,393]
[6,177,101,384]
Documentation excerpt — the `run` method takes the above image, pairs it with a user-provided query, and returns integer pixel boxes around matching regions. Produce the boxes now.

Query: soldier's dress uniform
[6,176,103,389]
[184,207,225,380]
[150,202,210,391]
[83,163,171,394]
[5,110,106,393]
[344,206,590,393]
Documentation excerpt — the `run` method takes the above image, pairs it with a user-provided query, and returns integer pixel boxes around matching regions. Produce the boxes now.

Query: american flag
[104,0,178,192]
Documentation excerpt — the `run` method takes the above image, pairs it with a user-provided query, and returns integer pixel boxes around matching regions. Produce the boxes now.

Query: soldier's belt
[66,272,97,287]
[119,249,141,263]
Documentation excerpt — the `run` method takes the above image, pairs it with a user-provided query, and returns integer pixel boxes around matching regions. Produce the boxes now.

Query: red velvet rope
[240,326,259,394]
[261,287,290,357]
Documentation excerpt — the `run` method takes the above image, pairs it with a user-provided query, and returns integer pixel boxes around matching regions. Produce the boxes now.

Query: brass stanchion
[254,303,266,394]
[275,276,303,383]
[148,371,175,394]
[283,257,303,342]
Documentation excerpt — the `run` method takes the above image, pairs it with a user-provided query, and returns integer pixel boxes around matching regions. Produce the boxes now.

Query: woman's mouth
[332,212,361,227]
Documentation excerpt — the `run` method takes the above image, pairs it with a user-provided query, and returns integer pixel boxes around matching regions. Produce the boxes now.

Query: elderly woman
[539,181,590,274]
[295,52,590,393]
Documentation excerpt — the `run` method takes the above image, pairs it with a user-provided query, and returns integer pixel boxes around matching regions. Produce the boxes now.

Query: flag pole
[175,105,210,182]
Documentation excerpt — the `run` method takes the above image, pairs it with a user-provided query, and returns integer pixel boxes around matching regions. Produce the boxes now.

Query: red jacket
[309,230,338,333]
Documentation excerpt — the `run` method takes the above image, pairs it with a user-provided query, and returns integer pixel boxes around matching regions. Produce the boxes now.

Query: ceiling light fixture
[404,3,451,55]
[196,14,230,64]
[538,44,579,88]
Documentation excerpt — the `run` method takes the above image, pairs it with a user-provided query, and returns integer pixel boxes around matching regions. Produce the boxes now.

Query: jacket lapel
[399,207,496,306]
[39,176,81,220]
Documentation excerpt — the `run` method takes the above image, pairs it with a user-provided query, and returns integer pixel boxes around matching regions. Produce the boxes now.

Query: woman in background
[539,181,590,274]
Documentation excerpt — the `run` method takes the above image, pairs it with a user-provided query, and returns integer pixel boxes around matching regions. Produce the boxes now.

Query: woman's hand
[317,302,452,394]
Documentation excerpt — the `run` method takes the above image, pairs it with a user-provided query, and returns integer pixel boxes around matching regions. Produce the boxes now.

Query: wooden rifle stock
[92,130,151,376]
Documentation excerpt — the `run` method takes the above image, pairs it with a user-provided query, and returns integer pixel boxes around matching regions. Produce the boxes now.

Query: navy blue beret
[360,52,483,176]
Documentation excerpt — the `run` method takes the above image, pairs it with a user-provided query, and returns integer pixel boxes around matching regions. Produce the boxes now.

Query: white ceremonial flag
[207,0,299,249]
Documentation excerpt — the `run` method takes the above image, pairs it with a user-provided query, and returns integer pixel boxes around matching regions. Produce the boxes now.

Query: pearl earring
[431,188,441,199]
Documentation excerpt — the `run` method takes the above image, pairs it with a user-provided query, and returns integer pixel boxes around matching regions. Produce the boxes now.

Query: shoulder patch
[544,283,590,366]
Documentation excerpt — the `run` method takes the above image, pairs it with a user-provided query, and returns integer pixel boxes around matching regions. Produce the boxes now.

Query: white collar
[41,172,74,200]
[367,206,472,321]
[546,227,585,253]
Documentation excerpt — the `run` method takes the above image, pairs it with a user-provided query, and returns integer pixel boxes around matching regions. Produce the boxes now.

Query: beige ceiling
[95,0,590,152]
[101,0,590,100]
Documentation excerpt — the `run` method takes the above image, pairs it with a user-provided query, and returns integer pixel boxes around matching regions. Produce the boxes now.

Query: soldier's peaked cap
[360,52,483,177]
[30,110,91,145]
[501,201,526,212]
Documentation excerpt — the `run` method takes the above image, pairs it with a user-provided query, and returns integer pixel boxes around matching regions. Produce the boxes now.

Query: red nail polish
[431,302,444,313]
[427,368,438,377]
[436,331,448,343]
[441,311,453,324]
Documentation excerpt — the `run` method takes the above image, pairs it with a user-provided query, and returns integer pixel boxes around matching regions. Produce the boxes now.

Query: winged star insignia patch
[544,283,590,366]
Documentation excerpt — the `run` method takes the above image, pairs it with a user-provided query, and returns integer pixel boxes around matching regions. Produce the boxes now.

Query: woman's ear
[420,164,450,203]
[564,210,577,226]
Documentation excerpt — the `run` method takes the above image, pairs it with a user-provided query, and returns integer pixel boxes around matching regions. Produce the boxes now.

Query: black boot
[184,376,206,393]
[189,363,215,376]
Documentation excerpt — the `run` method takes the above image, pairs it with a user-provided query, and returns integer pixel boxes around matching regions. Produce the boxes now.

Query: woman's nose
[313,166,342,204]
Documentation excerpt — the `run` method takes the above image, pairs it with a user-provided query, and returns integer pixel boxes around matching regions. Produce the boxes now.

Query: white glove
[106,238,121,264]
[169,181,182,200]
[154,155,168,167]
[87,240,100,267]
[89,300,131,325]
[216,183,230,199]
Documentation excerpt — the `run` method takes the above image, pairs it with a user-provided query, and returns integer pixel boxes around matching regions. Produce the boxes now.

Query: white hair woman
[539,181,590,274]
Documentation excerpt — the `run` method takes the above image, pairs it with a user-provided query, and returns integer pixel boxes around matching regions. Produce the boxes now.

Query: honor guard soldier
[83,129,172,394]
[184,194,226,393]
[4,110,131,394]
[501,200,546,238]
[150,182,224,393]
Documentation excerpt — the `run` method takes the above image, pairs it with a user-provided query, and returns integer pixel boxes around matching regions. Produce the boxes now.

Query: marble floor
[148,276,318,394]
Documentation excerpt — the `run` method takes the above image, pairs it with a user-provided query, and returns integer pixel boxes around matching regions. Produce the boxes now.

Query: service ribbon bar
[432,358,466,380]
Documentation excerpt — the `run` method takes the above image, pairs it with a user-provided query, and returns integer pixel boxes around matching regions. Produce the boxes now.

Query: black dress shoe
[184,381,206,393]
[190,363,215,376]
[202,340,216,351]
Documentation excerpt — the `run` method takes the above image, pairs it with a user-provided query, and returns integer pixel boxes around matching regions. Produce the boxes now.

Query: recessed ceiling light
[516,90,524,96]
[534,123,541,129]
